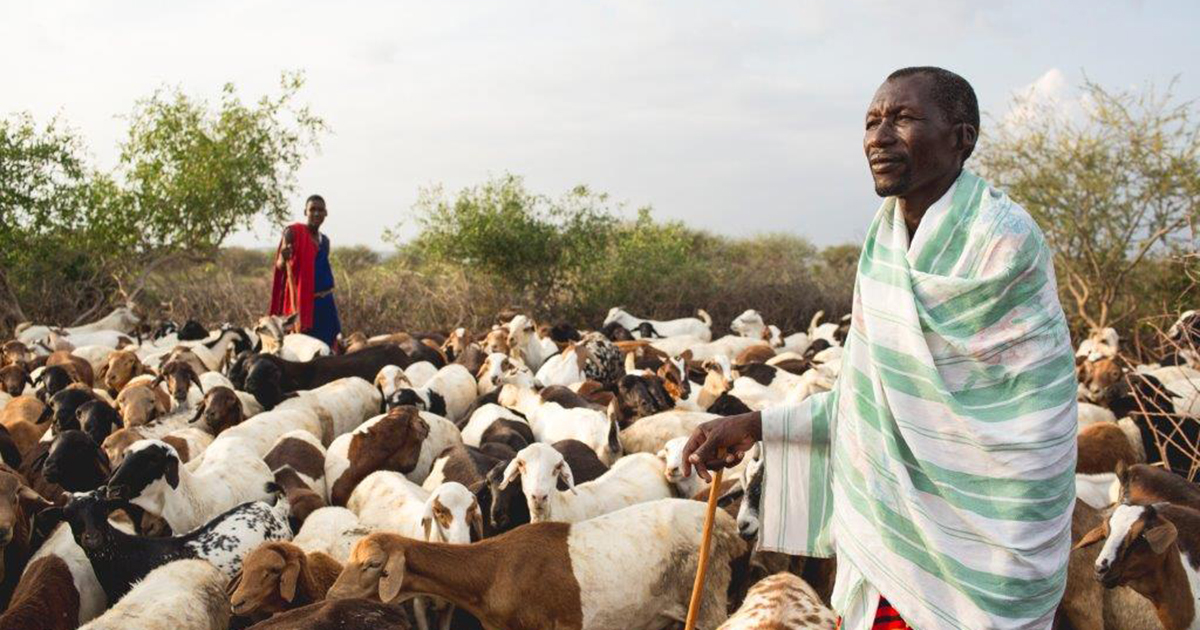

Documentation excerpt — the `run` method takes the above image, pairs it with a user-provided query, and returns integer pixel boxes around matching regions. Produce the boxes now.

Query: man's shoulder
[975,177,1046,244]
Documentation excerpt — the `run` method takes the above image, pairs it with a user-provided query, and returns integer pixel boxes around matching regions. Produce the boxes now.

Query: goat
[384,364,476,423]
[0,365,31,398]
[717,572,837,629]
[293,507,366,565]
[325,407,432,506]
[619,409,719,455]
[242,346,409,410]
[228,541,342,621]
[1076,502,1200,630]
[500,444,671,523]
[328,499,742,630]
[605,307,713,342]
[79,559,230,630]
[36,490,292,603]
[0,522,106,629]
[96,350,150,396]
[505,315,559,371]
[106,438,274,534]
[272,466,326,529]
[237,598,411,629]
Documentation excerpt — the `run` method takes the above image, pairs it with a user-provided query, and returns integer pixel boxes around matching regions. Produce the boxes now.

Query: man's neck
[897,167,961,239]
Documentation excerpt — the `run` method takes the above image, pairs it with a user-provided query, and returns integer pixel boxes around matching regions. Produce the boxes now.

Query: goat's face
[44,430,109,492]
[245,358,285,410]
[193,387,244,435]
[116,386,164,427]
[37,366,73,401]
[658,357,692,401]
[0,365,29,397]
[502,443,573,522]
[0,341,33,368]
[373,365,411,400]
[77,400,120,446]
[505,315,536,351]
[329,535,407,603]
[421,483,482,544]
[158,360,201,406]
[736,445,764,540]
[106,440,180,510]
[657,437,690,485]
[229,542,299,617]
[103,351,144,394]
[1077,503,1178,590]
[0,470,39,546]
[1077,359,1123,403]
[348,407,429,475]
[482,328,509,355]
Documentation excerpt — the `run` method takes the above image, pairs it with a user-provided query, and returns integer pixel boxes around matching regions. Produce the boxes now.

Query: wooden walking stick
[283,251,302,335]
[684,450,725,630]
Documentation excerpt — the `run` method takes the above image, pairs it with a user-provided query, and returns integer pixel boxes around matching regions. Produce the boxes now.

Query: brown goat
[0,397,50,457]
[44,352,93,388]
[229,541,343,620]
[272,467,325,527]
[330,407,429,507]
[1118,462,1200,511]
[0,366,31,398]
[238,598,411,629]
[1077,422,1141,475]
[734,344,776,366]
[0,556,80,630]
[97,350,148,395]
[115,384,171,427]
[0,466,52,608]
[0,342,35,369]
[191,386,246,436]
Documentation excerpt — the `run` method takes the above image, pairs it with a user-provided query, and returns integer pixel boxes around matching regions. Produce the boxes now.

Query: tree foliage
[977,79,1200,331]
[0,73,325,331]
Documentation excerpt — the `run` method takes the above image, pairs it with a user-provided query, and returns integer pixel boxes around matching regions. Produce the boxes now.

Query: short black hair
[887,66,979,132]
[305,194,325,206]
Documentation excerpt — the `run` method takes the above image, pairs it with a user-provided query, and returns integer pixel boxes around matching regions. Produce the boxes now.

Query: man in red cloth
[269,195,342,351]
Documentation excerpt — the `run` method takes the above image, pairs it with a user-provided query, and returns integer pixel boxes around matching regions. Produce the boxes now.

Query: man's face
[306,199,327,230]
[863,75,962,197]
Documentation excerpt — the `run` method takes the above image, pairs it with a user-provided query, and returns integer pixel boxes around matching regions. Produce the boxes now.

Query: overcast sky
[3,1,1196,249]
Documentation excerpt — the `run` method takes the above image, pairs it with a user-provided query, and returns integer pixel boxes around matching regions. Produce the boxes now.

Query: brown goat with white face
[97,350,148,396]
[228,541,342,621]
[329,407,429,507]
[190,386,246,436]
[1076,502,1200,630]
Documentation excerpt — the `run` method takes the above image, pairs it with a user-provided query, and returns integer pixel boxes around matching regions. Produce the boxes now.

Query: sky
[3,1,1197,249]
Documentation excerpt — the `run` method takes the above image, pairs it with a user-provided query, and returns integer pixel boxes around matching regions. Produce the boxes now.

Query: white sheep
[79,559,230,630]
[501,444,672,523]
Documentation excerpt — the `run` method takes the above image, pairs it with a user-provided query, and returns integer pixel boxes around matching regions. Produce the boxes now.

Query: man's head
[864,67,979,198]
[305,194,327,230]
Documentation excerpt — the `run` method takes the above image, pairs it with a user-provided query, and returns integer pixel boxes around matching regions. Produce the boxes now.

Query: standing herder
[269,194,343,351]
[683,67,1078,629]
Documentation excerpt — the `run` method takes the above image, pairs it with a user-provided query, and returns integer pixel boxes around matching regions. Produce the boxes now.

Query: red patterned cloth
[837,597,912,630]
[269,223,317,332]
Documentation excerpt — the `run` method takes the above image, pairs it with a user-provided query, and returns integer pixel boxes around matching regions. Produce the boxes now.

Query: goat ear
[498,458,522,490]
[469,507,484,542]
[420,499,436,541]
[18,485,51,512]
[226,570,243,598]
[559,463,576,495]
[32,507,64,540]
[189,401,206,425]
[97,363,110,382]
[1073,524,1107,550]
[1144,521,1178,554]
[165,456,180,489]
[378,550,407,604]
[279,554,301,602]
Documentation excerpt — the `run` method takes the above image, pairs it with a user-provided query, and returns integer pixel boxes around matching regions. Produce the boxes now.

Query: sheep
[718,572,837,629]
[420,442,509,493]
[654,336,769,364]
[605,307,713,342]
[100,406,201,466]
[265,430,328,498]
[201,407,326,464]
[79,559,230,630]
[736,444,765,540]
[610,373,674,428]
[228,541,343,621]
[619,409,719,455]
[384,364,476,424]
[1077,421,1142,475]
[658,436,710,498]
[237,598,412,629]
[106,438,274,534]
[505,315,559,371]
[152,359,203,408]
[373,365,410,401]
[242,346,410,410]
[325,407,432,506]
[500,444,672,523]
[75,400,121,447]
[0,522,106,630]
[1,396,49,456]
[45,387,99,437]
[328,498,742,630]
[276,377,381,441]
[1078,401,1118,431]
[36,490,292,602]
[293,507,366,565]
[1076,501,1200,630]
[1075,473,1120,510]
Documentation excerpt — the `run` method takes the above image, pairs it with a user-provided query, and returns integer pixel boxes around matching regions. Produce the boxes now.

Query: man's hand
[276,231,294,269]
[681,412,763,483]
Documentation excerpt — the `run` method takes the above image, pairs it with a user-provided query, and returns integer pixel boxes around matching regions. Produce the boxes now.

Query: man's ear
[958,122,979,161]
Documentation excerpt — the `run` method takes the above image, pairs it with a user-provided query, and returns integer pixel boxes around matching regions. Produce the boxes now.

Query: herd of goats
[0,304,1194,629]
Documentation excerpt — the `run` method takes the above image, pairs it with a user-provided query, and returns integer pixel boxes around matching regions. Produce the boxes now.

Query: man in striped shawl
[683,67,1077,630]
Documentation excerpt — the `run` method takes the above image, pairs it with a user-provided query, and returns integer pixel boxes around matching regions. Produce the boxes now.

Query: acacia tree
[0,72,326,331]
[977,79,1200,332]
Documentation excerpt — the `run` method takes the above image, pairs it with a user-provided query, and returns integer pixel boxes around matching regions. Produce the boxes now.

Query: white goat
[277,377,381,441]
[605,307,713,341]
[619,409,719,455]
[79,559,230,630]
[460,403,529,447]
[386,364,476,424]
[501,444,672,523]
[505,315,559,371]
[254,315,331,361]
[293,506,366,565]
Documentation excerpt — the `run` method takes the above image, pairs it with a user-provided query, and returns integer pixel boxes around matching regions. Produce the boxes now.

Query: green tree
[977,79,1200,332]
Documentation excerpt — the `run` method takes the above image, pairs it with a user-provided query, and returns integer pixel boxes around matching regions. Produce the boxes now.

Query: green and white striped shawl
[759,170,1077,630]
